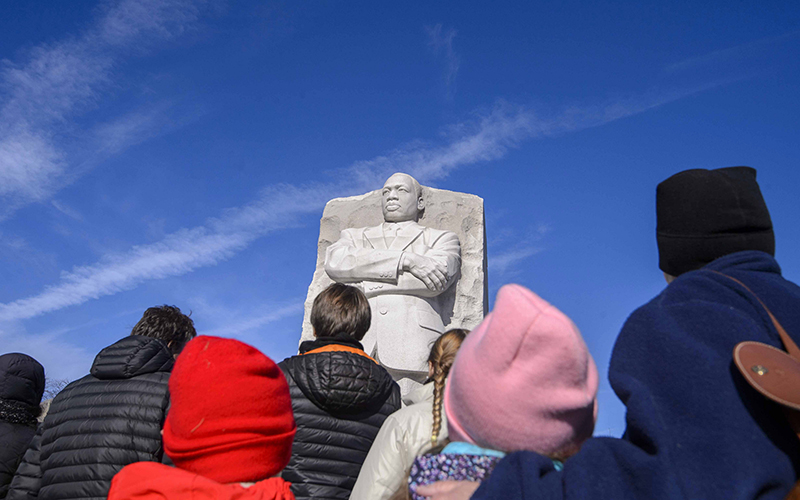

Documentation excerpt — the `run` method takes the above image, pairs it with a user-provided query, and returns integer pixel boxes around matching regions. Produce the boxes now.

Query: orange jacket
[108,462,295,500]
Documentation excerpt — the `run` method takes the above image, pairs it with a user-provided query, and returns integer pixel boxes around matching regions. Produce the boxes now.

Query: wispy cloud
[489,223,551,277]
[0,322,96,381]
[0,0,218,219]
[203,302,304,338]
[92,104,177,157]
[665,30,799,74]
[51,200,84,221]
[0,106,528,322]
[426,24,460,99]
[489,246,542,276]
[347,102,533,187]
[0,83,716,322]
[0,231,59,275]
[0,187,313,322]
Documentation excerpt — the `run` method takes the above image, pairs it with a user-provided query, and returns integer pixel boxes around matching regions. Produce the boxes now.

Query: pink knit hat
[444,284,599,457]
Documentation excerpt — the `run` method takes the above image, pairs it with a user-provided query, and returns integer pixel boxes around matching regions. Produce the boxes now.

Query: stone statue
[324,173,462,392]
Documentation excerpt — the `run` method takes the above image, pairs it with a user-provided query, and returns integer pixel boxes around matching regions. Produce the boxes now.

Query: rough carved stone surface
[300,186,487,354]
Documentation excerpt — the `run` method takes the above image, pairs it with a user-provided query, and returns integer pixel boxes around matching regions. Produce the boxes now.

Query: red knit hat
[163,336,296,483]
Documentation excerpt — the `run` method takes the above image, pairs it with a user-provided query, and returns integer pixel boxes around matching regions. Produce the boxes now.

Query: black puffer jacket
[279,338,401,500]
[0,353,44,499]
[6,335,173,500]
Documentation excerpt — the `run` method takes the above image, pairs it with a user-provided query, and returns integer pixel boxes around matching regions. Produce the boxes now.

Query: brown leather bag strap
[711,270,800,458]
[711,270,800,361]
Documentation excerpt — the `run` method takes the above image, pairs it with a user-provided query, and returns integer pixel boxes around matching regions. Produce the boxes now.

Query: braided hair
[428,328,468,446]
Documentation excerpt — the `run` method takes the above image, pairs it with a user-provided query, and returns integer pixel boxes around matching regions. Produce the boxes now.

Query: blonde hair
[428,329,468,446]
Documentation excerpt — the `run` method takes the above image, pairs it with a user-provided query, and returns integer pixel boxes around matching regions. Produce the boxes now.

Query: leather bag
[711,272,800,415]
[711,271,800,500]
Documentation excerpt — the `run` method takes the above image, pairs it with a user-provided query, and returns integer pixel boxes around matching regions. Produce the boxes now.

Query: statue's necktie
[386,226,398,247]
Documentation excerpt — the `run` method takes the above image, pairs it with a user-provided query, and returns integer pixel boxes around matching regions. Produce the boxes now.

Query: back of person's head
[657,166,774,277]
[310,283,371,340]
[162,336,296,484]
[0,352,45,426]
[444,284,598,460]
[428,329,468,445]
[130,305,197,355]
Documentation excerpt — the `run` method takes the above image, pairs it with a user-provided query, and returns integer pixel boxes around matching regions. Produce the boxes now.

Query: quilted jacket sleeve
[5,428,42,500]
[349,414,408,500]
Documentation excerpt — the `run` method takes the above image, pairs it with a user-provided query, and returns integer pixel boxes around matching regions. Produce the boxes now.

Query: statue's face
[381,174,422,222]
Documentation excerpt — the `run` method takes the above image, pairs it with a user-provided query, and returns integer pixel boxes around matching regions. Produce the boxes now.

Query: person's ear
[166,340,179,359]
[417,197,424,211]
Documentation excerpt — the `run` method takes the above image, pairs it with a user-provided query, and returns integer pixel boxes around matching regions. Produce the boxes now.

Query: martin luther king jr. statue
[324,173,461,392]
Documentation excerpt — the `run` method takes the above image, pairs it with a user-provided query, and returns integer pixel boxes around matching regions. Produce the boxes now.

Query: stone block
[300,186,487,344]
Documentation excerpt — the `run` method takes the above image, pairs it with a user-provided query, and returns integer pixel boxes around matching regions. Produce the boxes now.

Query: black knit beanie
[656,166,774,277]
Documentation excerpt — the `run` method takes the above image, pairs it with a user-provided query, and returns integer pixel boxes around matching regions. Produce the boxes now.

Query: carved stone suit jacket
[324,221,461,373]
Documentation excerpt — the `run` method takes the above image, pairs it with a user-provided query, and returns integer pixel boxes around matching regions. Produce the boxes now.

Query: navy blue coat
[473,251,800,500]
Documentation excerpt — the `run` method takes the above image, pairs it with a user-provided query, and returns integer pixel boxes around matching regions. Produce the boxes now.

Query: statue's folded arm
[324,229,404,283]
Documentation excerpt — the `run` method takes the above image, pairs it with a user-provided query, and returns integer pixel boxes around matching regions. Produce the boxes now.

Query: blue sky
[1,0,798,436]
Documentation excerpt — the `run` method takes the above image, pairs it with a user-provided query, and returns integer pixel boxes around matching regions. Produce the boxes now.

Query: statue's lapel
[364,226,387,250]
[390,224,423,251]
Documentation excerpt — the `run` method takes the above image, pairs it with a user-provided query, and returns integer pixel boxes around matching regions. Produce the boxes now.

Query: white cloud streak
[202,302,304,338]
[665,30,799,74]
[488,223,551,277]
[347,102,534,187]
[0,323,96,381]
[51,200,84,221]
[0,190,302,321]
[489,246,542,276]
[0,84,716,322]
[426,24,460,98]
[0,0,217,219]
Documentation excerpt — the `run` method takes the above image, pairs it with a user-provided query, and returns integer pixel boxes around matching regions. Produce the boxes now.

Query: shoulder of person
[389,399,434,426]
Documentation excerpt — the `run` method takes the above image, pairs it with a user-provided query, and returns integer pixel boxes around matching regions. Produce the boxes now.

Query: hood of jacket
[282,342,397,416]
[90,335,175,380]
[0,353,44,406]
[109,462,295,500]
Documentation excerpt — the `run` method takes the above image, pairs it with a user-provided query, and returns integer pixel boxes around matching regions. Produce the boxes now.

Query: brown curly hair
[130,305,196,355]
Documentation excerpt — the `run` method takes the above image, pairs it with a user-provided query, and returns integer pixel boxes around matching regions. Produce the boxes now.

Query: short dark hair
[130,305,197,355]
[311,284,371,340]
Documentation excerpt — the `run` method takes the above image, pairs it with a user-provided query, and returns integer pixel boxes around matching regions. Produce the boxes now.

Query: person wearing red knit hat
[107,336,297,500]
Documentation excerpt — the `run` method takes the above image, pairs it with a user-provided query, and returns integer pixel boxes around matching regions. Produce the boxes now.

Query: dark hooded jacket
[472,251,800,500]
[279,338,401,500]
[6,335,173,500]
[0,353,44,499]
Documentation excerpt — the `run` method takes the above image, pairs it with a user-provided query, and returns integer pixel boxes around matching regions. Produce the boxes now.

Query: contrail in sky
[0,84,716,322]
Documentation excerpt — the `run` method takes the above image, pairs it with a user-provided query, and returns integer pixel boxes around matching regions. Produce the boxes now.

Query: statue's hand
[415,480,480,500]
[402,253,448,291]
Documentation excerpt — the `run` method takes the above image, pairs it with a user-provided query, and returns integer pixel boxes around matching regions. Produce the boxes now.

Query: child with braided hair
[408,284,599,500]
[428,328,467,447]
[350,329,468,500]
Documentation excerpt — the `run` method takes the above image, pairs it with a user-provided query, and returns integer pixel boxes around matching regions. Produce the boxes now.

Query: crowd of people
[1,166,799,500]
